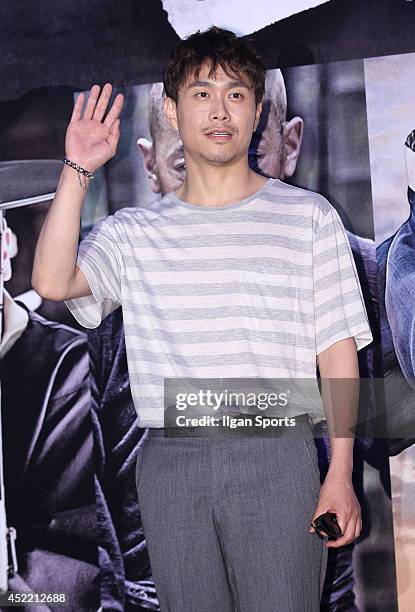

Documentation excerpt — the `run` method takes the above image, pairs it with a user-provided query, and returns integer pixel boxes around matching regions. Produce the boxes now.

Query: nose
[208,95,231,122]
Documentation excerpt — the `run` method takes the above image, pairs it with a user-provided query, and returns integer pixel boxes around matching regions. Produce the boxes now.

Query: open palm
[65,83,124,173]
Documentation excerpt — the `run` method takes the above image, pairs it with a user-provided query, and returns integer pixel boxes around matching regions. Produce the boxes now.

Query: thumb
[309,509,321,533]
[107,118,120,151]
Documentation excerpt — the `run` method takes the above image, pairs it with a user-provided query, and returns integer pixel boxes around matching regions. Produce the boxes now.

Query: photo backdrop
[1,2,415,611]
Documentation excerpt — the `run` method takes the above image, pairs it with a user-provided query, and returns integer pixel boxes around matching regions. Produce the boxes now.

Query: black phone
[312,512,343,540]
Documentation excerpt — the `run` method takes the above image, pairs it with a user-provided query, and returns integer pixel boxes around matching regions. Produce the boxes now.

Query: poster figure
[0,160,100,611]
[365,50,415,611]
[378,131,415,447]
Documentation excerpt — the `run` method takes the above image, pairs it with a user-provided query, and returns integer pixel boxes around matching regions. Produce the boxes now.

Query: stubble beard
[200,146,237,166]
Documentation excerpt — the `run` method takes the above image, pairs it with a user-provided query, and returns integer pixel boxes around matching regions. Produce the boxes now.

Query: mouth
[205,130,233,141]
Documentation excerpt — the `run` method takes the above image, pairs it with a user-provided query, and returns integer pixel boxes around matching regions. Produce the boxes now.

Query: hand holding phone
[311,511,343,540]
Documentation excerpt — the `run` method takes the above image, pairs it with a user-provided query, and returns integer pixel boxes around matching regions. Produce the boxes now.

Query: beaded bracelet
[63,157,95,191]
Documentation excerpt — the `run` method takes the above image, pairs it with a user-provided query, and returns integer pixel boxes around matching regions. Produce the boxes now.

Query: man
[86,69,305,612]
[33,27,372,611]
[383,130,415,388]
[135,72,378,611]
[377,129,415,455]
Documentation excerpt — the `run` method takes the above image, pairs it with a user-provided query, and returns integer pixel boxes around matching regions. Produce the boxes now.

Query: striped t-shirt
[64,178,373,427]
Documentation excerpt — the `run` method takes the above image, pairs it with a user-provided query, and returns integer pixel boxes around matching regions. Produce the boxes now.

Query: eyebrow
[186,79,251,91]
[167,146,184,163]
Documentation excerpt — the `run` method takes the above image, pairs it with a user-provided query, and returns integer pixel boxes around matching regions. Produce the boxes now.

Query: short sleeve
[64,214,122,329]
[313,201,373,355]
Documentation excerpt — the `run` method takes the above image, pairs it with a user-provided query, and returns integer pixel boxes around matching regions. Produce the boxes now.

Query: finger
[309,517,325,535]
[93,83,113,122]
[308,506,327,534]
[354,516,362,541]
[83,84,101,120]
[320,509,347,547]
[326,514,357,548]
[103,93,125,127]
[308,509,320,533]
[106,119,121,152]
[70,93,85,122]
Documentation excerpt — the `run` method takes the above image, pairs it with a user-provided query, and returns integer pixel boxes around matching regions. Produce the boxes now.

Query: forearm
[326,437,355,479]
[317,337,360,480]
[32,84,123,300]
[32,165,89,299]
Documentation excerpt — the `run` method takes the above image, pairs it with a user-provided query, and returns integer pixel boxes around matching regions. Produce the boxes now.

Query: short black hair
[163,26,268,106]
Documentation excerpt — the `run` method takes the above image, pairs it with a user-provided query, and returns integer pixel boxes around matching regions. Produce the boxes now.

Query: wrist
[61,159,93,191]
[63,157,95,176]
[63,155,95,174]
[61,163,90,180]
[325,464,353,483]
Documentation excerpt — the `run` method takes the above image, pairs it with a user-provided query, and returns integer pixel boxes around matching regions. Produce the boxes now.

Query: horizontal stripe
[127,361,316,378]
[115,218,311,237]
[313,242,350,266]
[313,267,355,292]
[125,336,316,358]
[123,256,313,275]
[122,300,314,323]
[125,245,310,263]
[316,313,370,344]
[123,278,314,300]
[126,371,321,388]
[121,292,305,311]
[314,288,365,318]
[122,313,315,335]
[119,233,312,252]
[127,348,313,370]
[124,268,310,283]
[124,325,316,349]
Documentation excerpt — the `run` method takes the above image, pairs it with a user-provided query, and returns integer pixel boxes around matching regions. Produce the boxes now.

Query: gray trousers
[135,414,328,611]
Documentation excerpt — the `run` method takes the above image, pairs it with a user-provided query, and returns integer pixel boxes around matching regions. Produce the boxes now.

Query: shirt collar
[0,289,30,358]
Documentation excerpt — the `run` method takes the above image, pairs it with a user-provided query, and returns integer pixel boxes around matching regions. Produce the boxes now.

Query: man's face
[163,62,262,171]
[249,99,285,178]
[153,125,186,194]
[139,71,302,195]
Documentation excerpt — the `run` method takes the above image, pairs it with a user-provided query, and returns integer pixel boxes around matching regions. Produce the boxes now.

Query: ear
[281,116,303,178]
[136,137,160,194]
[1,218,18,282]
[163,96,179,131]
[253,99,263,132]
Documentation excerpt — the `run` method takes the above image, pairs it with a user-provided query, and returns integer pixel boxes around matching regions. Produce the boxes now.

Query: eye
[195,91,208,98]
[248,150,264,164]
[174,160,186,172]
[230,92,244,99]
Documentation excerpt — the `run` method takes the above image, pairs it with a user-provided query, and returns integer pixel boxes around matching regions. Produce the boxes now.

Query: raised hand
[65,83,124,173]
